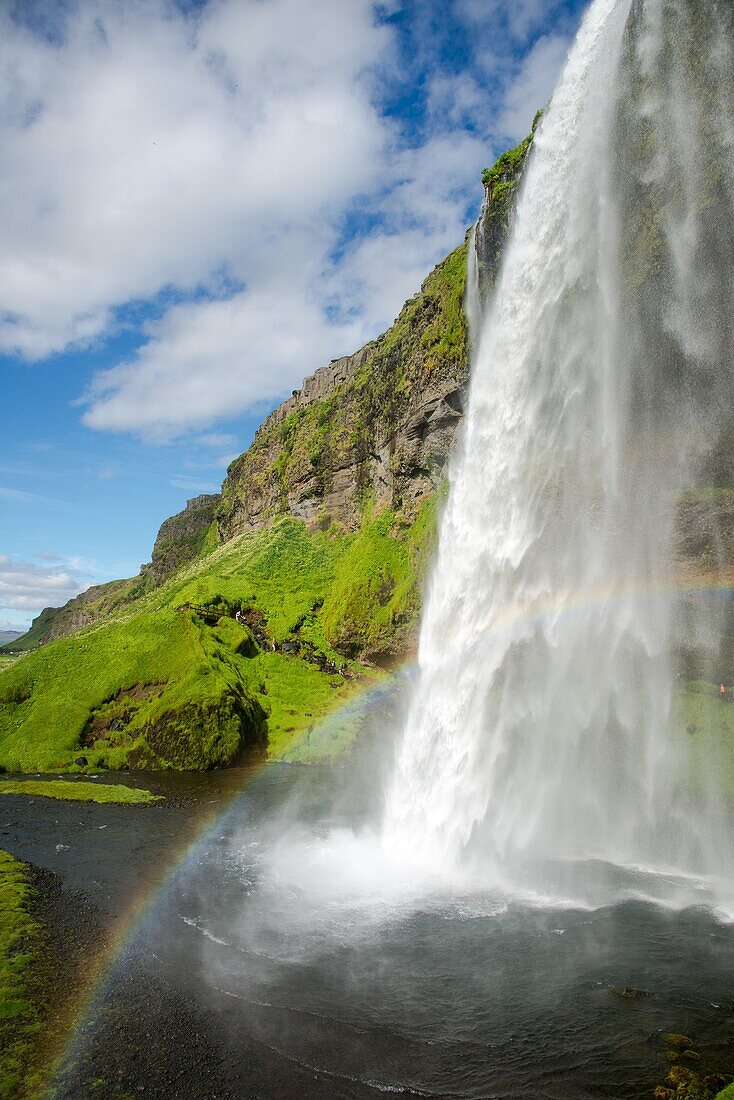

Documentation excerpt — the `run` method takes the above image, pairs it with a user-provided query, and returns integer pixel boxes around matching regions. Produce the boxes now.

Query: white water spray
[383,0,734,894]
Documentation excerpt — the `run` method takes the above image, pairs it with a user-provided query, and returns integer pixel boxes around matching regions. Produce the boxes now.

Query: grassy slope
[674,682,734,796]
[0,852,41,1100]
[0,506,437,773]
[0,602,266,773]
[0,780,161,805]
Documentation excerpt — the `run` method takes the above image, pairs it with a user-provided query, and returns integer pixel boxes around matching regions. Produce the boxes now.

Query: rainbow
[48,574,734,1086]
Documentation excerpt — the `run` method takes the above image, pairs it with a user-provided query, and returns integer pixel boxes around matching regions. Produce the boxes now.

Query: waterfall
[383,0,734,893]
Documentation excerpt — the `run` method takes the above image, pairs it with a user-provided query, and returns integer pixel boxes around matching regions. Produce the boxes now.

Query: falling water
[384,0,734,895]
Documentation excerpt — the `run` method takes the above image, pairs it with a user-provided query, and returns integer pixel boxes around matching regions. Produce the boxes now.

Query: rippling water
[113,763,734,1099]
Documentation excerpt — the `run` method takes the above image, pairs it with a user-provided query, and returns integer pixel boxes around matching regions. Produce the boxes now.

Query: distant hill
[0,630,23,647]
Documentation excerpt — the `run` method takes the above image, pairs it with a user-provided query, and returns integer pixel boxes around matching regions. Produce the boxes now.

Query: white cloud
[78,123,491,439]
[324,131,487,334]
[0,485,68,508]
[498,33,571,139]
[0,0,388,362]
[1,0,581,441]
[81,284,366,438]
[169,476,220,494]
[0,554,90,613]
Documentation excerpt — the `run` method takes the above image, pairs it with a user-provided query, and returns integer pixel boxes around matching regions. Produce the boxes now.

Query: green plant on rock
[482,134,532,196]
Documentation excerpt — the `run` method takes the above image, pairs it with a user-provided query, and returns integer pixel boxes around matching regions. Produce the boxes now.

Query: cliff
[217,245,469,538]
[148,493,220,584]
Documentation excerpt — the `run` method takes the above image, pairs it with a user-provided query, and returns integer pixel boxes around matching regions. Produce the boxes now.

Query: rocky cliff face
[475,118,539,306]
[148,494,219,584]
[218,245,469,539]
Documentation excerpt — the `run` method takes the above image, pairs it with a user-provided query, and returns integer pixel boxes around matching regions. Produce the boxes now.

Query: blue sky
[1,0,586,630]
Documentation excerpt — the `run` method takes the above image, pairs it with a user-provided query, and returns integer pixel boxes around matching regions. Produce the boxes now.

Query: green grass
[0,780,161,805]
[0,507,441,772]
[673,681,734,797]
[0,851,41,1100]
[248,652,380,758]
[167,516,343,647]
[716,1086,734,1099]
[320,501,439,658]
[0,603,266,773]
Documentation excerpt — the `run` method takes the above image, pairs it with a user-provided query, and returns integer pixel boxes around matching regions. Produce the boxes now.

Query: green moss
[0,780,161,805]
[0,851,41,1100]
[0,496,445,771]
[673,682,734,798]
[715,1086,734,1099]
[0,604,266,773]
[198,518,219,557]
[482,135,532,195]
[476,130,535,295]
[249,652,376,758]
[321,500,438,659]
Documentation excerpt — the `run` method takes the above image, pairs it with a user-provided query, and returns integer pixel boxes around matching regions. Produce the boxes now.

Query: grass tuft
[0,851,40,1100]
[0,780,161,805]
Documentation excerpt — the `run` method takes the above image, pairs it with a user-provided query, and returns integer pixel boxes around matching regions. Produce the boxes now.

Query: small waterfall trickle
[382,0,734,899]
[464,227,481,354]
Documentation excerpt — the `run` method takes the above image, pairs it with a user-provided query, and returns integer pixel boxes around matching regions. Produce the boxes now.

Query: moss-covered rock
[217,244,471,540]
[149,494,220,584]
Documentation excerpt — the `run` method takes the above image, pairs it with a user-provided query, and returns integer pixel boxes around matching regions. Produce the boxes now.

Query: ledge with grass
[0,780,162,805]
